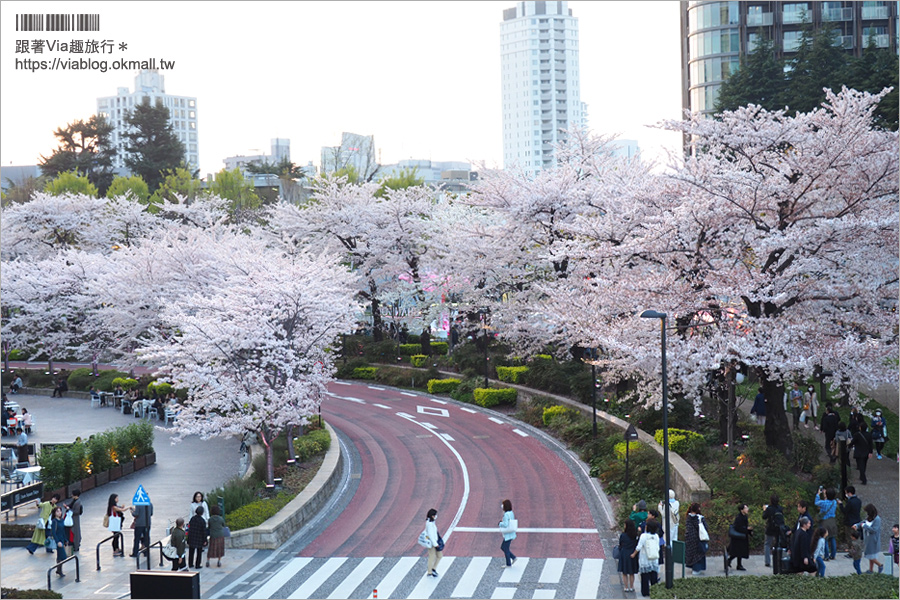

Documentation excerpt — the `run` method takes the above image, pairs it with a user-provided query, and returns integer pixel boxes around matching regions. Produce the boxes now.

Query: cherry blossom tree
[137,248,359,485]
[1,192,108,260]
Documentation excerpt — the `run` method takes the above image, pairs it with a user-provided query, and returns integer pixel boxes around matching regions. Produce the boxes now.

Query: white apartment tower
[97,70,199,173]
[501,1,583,175]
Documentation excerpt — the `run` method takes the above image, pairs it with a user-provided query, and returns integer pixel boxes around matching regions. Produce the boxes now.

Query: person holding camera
[814,486,838,560]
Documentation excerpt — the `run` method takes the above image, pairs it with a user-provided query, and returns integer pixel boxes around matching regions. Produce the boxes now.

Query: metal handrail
[47,553,80,590]
[134,539,165,570]
[95,533,116,570]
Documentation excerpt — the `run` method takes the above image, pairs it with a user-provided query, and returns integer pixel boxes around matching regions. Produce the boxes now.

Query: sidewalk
[0,393,258,597]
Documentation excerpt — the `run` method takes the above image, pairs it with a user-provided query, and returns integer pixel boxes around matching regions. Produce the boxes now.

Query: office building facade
[97,69,199,173]
[501,1,584,176]
[681,1,899,116]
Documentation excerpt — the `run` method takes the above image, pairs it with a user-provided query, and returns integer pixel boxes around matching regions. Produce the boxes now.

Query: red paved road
[302,382,604,560]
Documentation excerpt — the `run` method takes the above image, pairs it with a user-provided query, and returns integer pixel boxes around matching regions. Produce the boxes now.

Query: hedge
[352,367,377,379]
[410,354,428,367]
[428,379,461,394]
[293,427,331,463]
[473,387,517,408]
[0,589,63,599]
[653,428,706,456]
[398,344,421,355]
[430,342,449,356]
[147,381,173,396]
[497,366,529,384]
[95,370,128,391]
[614,440,643,460]
[650,573,896,599]
[111,377,139,391]
[67,367,97,391]
[542,405,575,427]
[225,491,295,530]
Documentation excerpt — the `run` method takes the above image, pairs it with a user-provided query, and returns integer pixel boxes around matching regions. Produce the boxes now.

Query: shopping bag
[108,515,123,532]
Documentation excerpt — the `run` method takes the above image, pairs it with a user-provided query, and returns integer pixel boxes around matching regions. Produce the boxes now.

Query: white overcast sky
[1,1,684,177]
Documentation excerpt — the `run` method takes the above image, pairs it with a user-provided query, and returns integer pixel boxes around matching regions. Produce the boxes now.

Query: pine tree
[123,99,186,193]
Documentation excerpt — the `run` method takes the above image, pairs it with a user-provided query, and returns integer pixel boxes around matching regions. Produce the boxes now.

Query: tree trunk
[371,295,383,342]
[286,426,296,463]
[758,368,793,457]
[260,431,274,486]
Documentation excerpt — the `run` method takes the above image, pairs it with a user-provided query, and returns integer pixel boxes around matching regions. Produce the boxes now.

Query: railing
[134,539,165,570]
[47,553,80,591]
[95,534,117,570]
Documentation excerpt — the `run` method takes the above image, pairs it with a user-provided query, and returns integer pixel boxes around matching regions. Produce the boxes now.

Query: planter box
[1,538,32,547]
[76,475,95,493]
[122,461,134,476]
[134,456,146,471]
[95,470,110,486]
[109,465,123,481]
[45,486,67,502]
[145,452,156,466]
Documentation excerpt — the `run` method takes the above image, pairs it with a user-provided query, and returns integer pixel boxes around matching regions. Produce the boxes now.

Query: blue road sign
[132,484,151,506]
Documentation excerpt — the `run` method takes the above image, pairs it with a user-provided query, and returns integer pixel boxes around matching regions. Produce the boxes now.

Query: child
[849,528,864,575]
[811,526,827,577]
[890,524,899,567]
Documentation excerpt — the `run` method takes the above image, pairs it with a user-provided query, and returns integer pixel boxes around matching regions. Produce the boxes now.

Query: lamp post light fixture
[639,309,673,589]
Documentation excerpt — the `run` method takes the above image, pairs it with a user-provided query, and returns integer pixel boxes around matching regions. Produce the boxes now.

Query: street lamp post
[640,309,673,589]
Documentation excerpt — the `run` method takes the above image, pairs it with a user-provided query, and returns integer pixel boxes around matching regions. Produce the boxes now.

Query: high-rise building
[500,1,584,176]
[320,132,378,181]
[223,139,291,173]
[681,1,899,117]
[97,69,199,173]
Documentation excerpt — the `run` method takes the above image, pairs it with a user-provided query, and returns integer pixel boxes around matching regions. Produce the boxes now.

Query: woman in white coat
[423,508,442,577]
[189,491,210,526]
[500,499,518,567]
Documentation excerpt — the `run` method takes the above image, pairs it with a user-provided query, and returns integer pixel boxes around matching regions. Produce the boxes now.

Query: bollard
[373,590,378,599]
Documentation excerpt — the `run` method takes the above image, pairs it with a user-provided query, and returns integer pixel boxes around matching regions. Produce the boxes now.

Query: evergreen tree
[39,115,116,196]
[123,99,186,193]
[844,35,899,130]
[715,35,786,113]
[781,27,847,114]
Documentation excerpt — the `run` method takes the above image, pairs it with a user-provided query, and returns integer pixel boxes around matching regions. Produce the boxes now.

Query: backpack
[645,534,660,561]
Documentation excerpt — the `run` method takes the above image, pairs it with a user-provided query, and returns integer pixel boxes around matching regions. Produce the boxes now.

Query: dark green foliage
[123,99,186,193]
[335,358,368,379]
[449,377,481,404]
[514,395,555,427]
[352,367,377,379]
[226,491,294,531]
[94,370,128,391]
[66,367,97,391]
[714,35,786,113]
[207,476,261,519]
[649,573,897,599]
[792,432,823,473]
[0,524,35,538]
[427,379,460,394]
[0,588,64,599]
[811,463,841,491]
[39,114,116,196]
[782,27,848,114]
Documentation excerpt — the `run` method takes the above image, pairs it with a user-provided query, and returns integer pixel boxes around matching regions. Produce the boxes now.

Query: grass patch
[650,573,897,599]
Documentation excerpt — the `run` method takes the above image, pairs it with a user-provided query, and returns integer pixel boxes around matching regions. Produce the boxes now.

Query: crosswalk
[249,555,605,599]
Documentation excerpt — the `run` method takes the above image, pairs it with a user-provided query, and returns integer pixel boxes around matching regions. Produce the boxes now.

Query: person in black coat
[850,421,872,485]
[820,404,840,463]
[839,486,862,553]
[791,517,818,573]
[186,506,208,569]
[618,520,640,592]
[726,503,752,570]
[762,495,785,568]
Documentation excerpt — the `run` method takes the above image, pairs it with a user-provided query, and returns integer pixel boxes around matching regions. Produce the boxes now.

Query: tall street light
[640,309,673,589]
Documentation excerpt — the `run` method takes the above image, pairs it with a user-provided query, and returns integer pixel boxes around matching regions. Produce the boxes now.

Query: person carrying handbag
[421,508,443,577]
[726,503,752,571]
[499,499,518,568]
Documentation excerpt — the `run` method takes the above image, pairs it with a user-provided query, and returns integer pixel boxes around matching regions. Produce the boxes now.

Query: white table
[18,465,41,485]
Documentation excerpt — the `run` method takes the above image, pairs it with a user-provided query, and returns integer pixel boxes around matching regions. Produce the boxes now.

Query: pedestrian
[833,421,852,469]
[499,499,517,568]
[20,408,32,434]
[790,516,818,574]
[206,505,226,568]
[9,373,23,394]
[856,504,884,574]
[814,487,838,560]
[789,382,803,430]
[658,489,680,541]
[750,387,766,426]
[129,498,153,558]
[848,407,864,432]
[726,503,752,571]
[794,500,811,533]
[168,518,187,571]
[25,494,60,554]
[811,526,828,577]
[821,405,840,463]
[633,520,660,597]
[423,507,443,577]
[630,499,648,532]
[849,528,864,574]
[838,485,862,555]
[189,491,210,526]
[49,505,68,576]
[106,493,127,557]
[15,427,29,464]
[850,421,872,485]
[646,509,666,565]
[762,494,785,568]
[804,385,818,429]
[64,488,84,553]
[889,524,899,568]
[684,503,709,575]
[870,410,887,460]
[52,375,68,397]
[618,519,639,591]
[187,505,208,569]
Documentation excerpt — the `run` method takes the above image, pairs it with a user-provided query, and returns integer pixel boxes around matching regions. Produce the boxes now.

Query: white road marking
[538,557,565,583]
[498,557,529,582]
[440,433,455,442]
[401,392,418,397]
[513,429,529,437]
[533,590,556,599]
[326,392,365,404]
[253,557,313,598]
[374,404,391,409]
[460,407,477,414]
[288,557,344,599]
[490,588,516,599]
[488,417,505,425]
[366,556,419,599]
[451,527,599,534]
[327,557,382,599]
[407,556,456,599]
[573,559,604,600]
[333,381,352,385]
[450,556,491,598]
[368,385,386,390]
[429,398,448,405]
[418,405,450,417]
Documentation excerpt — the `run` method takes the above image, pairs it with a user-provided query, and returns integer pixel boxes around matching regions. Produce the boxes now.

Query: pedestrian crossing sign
[132,484,150,505]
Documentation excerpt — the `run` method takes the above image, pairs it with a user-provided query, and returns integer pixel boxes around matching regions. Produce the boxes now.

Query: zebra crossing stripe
[533,590,556,599]
[367,556,420,599]
[328,557,382,599]
[407,556,456,599]
[538,557,565,583]
[288,557,345,599]
[450,556,491,598]
[498,557,529,582]
[253,557,313,599]
[573,558,604,600]
[490,588,516,599]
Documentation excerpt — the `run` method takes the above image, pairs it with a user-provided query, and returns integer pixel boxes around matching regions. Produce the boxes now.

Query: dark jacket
[50,516,67,545]
[208,514,226,539]
[821,411,840,440]
[840,496,862,526]
[762,504,784,537]
[618,531,639,574]
[684,513,708,568]
[727,512,751,559]
[791,527,814,570]
[187,514,208,548]
[851,430,871,458]
[132,503,153,528]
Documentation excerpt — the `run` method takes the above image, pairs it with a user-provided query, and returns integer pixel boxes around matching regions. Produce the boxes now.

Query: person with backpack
[762,494,785,568]
[632,520,660,597]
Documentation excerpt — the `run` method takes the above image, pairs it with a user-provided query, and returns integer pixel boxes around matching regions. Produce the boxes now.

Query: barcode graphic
[16,13,100,31]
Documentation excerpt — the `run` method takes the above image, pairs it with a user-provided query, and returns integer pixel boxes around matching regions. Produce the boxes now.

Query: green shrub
[515,395,555,427]
[95,370,128,391]
[7,349,30,360]
[335,358,369,379]
[428,378,461,394]
[430,342,449,355]
[410,354,428,367]
[111,377,139,391]
[208,476,262,517]
[67,367,97,391]
[473,387,517,408]
[542,405,575,427]
[398,344,421,355]
[613,440,643,460]
[225,491,295,530]
[293,427,331,462]
[147,381,173,396]
[811,462,841,491]
[649,573,897,599]
[449,377,480,404]
[534,354,553,361]
[653,428,706,456]
[0,588,64,599]
[352,367,377,379]
[496,365,529,384]
[792,432,822,473]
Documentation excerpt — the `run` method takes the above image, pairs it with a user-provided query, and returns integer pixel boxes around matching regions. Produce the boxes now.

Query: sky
[0,1,685,178]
